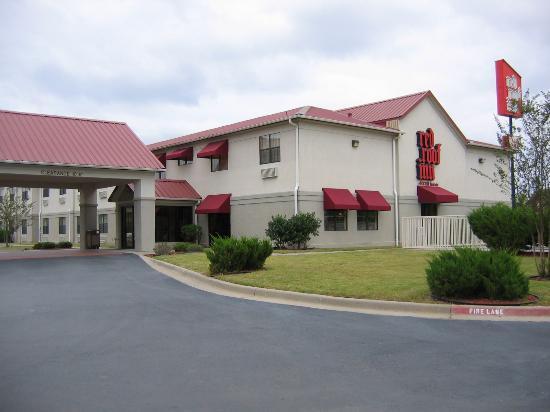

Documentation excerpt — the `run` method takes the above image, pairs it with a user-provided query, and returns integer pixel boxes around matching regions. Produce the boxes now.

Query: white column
[79,186,97,250]
[133,177,155,252]
[31,188,41,244]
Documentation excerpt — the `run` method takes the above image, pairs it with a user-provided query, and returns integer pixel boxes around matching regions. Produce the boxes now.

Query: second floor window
[43,188,50,198]
[259,133,281,164]
[42,218,49,235]
[59,188,67,196]
[211,156,228,172]
[155,171,166,180]
[58,217,66,235]
[99,214,108,233]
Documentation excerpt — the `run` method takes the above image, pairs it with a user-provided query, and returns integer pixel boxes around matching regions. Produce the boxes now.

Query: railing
[401,215,485,249]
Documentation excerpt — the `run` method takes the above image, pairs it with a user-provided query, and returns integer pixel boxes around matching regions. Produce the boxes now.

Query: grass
[0,243,33,251]
[155,249,550,305]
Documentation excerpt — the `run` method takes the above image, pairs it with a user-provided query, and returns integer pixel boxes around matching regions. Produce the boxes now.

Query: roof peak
[337,90,431,112]
[0,109,127,125]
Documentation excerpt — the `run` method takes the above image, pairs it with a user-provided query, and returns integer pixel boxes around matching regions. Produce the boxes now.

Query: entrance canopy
[417,185,458,203]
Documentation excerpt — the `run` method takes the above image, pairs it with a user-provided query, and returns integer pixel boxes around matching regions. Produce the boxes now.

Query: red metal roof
[148,106,394,152]
[323,188,360,210]
[195,194,231,214]
[0,109,162,170]
[417,185,458,204]
[155,179,201,200]
[337,91,430,123]
[355,190,391,211]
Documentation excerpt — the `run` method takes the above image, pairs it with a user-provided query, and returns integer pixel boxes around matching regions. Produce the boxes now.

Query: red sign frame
[495,59,522,118]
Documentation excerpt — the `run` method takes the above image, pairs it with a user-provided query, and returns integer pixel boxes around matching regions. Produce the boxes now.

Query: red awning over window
[355,190,391,211]
[195,194,231,214]
[197,140,228,158]
[166,147,193,161]
[417,185,458,203]
[156,152,167,167]
[323,188,360,210]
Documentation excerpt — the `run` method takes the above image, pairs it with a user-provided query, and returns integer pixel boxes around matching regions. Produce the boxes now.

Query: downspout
[392,133,402,247]
[289,116,300,215]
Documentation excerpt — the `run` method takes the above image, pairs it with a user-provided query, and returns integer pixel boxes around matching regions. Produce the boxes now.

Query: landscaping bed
[155,248,550,306]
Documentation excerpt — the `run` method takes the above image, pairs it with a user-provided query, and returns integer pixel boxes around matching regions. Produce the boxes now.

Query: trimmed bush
[33,242,56,249]
[426,247,528,300]
[180,224,202,244]
[56,241,73,249]
[174,242,204,253]
[153,242,173,256]
[265,212,321,249]
[206,236,273,275]
[468,203,535,252]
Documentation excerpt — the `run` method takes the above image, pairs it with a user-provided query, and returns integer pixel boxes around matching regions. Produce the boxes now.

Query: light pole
[509,116,516,208]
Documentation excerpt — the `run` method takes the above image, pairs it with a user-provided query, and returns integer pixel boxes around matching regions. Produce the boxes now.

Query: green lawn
[155,248,550,305]
[0,244,33,251]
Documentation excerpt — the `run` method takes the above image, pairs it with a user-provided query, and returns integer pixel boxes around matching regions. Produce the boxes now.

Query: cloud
[0,0,548,144]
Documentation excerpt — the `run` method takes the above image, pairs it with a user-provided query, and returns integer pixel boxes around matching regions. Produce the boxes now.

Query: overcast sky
[1,0,548,145]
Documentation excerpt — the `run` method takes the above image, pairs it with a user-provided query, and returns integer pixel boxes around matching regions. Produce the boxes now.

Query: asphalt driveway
[0,255,548,411]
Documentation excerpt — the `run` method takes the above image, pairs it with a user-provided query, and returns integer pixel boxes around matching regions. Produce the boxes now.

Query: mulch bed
[434,294,539,306]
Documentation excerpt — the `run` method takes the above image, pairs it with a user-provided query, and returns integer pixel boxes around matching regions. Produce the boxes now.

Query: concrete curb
[139,255,550,322]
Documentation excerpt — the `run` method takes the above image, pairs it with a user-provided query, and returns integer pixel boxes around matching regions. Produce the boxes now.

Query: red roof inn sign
[416,128,441,182]
[495,59,522,118]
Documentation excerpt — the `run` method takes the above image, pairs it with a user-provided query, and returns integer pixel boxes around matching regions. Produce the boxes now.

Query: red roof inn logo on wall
[495,59,522,118]
[416,128,441,182]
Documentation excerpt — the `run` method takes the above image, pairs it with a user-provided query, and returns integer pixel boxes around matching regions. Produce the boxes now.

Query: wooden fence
[401,215,485,249]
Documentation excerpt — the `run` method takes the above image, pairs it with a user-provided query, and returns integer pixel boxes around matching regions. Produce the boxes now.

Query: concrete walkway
[1,254,549,411]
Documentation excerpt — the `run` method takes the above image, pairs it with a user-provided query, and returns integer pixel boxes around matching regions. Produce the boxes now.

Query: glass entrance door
[208,213,230,245]
[120,206,134,249]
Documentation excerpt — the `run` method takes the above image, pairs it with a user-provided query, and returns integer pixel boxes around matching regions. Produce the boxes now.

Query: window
[357,211,378,230]
[42,218,49,235]
[21,219,27,235]
[324,210,348,231]
[155,171,167,180]
[76,216,80,235]
[178,159,192,166]
[259,133,281,164]
[155,206,193,242]
[43,188,50,198]
[59,188,67,196]
[211,156,228,172]
[99,214,108,234]
[9,188,15,201]
[22,189,29,201]
[421,203,438,216]
[58,217,66,235]
[0,188,3,202]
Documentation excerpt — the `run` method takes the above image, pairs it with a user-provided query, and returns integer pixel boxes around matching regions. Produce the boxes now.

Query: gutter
[289,116,300,215]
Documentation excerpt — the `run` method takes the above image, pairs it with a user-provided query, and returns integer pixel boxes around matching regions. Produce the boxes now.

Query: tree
[0,188,32,247]
[473,91,549,277]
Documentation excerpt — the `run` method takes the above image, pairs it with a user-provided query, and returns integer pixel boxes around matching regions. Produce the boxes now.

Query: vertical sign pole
[509,115,516,208]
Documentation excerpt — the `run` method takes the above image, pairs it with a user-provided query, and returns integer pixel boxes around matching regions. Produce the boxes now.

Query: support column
[133,177,155,252]
[31,188,40,244]
[79,186,97,250]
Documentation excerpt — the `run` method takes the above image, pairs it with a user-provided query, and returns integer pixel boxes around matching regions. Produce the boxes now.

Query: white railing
[401,215,486,249]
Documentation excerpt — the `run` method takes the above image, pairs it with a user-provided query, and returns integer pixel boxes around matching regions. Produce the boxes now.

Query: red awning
[166,147,193,161]
[323,188,360,210]
[197,140,228,158]
[355,190,391,211]
[195,194,231,214]
[156,152,167,167]
[417,185,458,203]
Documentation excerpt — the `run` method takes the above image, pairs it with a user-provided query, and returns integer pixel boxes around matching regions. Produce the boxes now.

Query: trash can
[85,230,100,249]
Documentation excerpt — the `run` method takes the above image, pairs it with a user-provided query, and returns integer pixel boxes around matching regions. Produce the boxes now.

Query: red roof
[417,185,458,203]
[337,91,430,123]
[323,188,360,210]
[195,194,231,214]
[155,179,201,200]
[148,106,394,152]
[166,147,193,161]
[355,190,391,211]
[0,109,162,170]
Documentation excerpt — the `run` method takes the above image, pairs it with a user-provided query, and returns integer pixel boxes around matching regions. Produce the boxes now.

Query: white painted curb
[139,255,550,322]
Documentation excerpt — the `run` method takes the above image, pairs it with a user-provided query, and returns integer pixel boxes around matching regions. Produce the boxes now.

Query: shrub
[206,236,273,275]
[180,224,202,244]
[468,203,535,253]
[174,242,204,253]
[426,247,528,300]
[153,242,173,256]
[33,242,56,249]
[265,212,321,249]
[56,241,73,249]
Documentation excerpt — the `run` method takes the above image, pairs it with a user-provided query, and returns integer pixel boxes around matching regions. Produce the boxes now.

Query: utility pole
[509,115,516,208]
